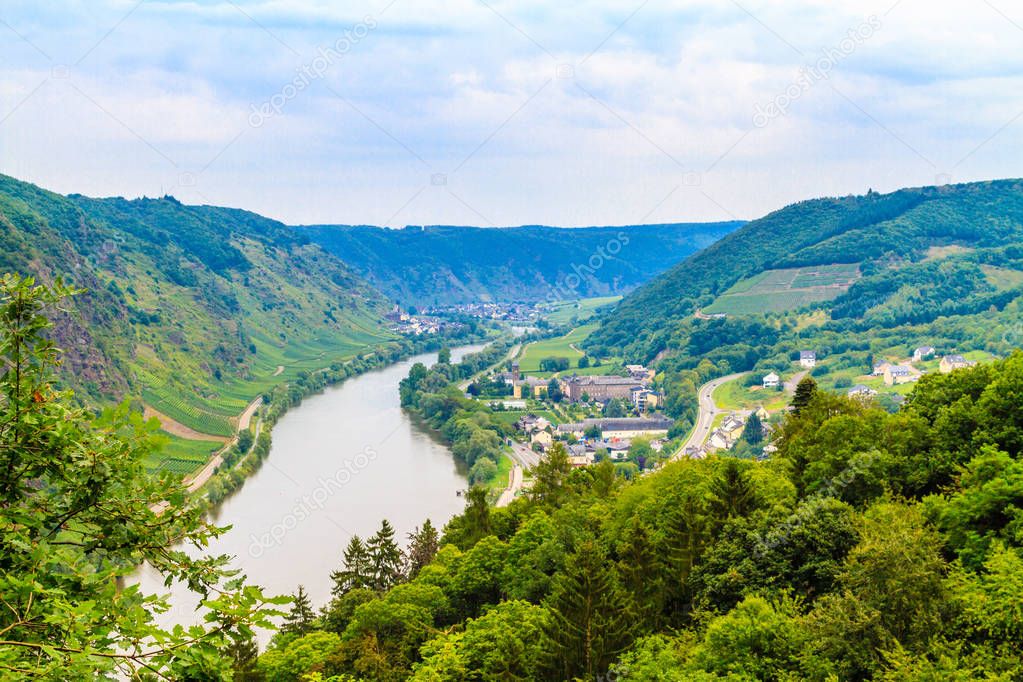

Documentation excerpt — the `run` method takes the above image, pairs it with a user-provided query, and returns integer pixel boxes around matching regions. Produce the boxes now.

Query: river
[133,344,484,643]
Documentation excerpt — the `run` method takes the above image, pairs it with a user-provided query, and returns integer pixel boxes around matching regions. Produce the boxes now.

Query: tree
[603,398,627,418]
[584,424,602,439]
[541,540,635,680]
[629,437,655,470]
[0,275,281,679]
[791,375,818,415]
[224,631,261,681]
[743,411,764,445]
[708,457,759,521]
[367,520,405,591]
[438,346,452,364]
[546,378,563,402]
[283,585,316,636]
[529,442,572,509]
[406,520,440,579]
[462,485,493,546]
[331,536,373,596]
[578,355,590,368]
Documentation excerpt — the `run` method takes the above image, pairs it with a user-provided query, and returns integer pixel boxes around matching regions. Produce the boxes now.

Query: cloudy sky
[1,0,1021,227]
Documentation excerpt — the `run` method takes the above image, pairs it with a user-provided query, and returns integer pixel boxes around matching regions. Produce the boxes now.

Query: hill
[0,174,395,444]
[300,221,742,306]
[591,180,1023,360]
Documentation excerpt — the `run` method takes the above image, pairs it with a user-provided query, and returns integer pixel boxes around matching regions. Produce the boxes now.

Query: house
[530,430,553,448]
[872,362,891,377]
[762,372,780,388]
[721,414,746,441]
[940,354,975,373]
[708,430,730,450]
[630,387,660,410]
[799,351,817,368]
[684,445,708,459]
[912,346,936,362]
[848,384,878,398]
[883,364,915,386]
[515,414,551,434]
[513,376,549,399]
[563,375,646,402]
[556,416,674,439]
[755,406,770,421]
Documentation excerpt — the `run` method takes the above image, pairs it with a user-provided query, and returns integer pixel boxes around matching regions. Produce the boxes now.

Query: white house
[799,351,817,368]
[762,372,780,388]
[913,346,936,362]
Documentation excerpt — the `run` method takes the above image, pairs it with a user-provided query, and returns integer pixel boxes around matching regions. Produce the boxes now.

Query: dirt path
[143,405,228,443]
[272,365,284,376]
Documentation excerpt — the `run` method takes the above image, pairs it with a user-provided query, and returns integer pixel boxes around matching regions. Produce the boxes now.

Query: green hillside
[300,221,742,306]
[0,174,396,437]
[584,179,1023,424]
[592,180,1023,360]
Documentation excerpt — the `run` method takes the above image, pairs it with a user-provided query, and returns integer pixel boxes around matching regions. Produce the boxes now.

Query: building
[531,430,553,448]
[630,387,660,410]
[940,354,975,373]
[511,376,548,399]
[872,362,891,377]
[913,346,936,362]
[557,416,674,439]
[848,384,878,398]
[799,351,817,368]
[563,375,646,402]
[883,364,916,386]
[762,372,780,388]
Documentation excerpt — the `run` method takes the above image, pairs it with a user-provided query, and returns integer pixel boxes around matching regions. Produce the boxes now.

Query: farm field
[144,431,221,475]
[713,378,790,413]
[703,263,861,315]
[544,296,621,325]
[516,324,595,374]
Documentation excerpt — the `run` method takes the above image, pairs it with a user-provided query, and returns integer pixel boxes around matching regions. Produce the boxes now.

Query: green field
[144,431,221,475]
[713,377,789,412]
[543,296,621,325]
[704,264,861,315]
[516,324,595,374]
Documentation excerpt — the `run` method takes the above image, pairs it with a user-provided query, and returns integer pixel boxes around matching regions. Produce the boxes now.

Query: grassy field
[713,378,789,412]
[703,264,861,315]
[516,324,595,374]
[981,264,1023,291]
[544,296,621,325]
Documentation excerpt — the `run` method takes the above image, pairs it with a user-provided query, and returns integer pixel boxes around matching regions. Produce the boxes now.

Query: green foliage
[0,276,285,679]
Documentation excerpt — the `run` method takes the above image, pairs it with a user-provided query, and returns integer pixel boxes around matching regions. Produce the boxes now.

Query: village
[470,339,987,477]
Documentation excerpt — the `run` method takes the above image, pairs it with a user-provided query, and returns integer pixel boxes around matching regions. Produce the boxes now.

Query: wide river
[134,344,483,643]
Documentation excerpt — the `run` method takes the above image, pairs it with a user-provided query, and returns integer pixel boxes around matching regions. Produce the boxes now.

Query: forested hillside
[592,180,1023,360]
[252,354,1023,681]
[0,174,394,437]
[301,222,741,306]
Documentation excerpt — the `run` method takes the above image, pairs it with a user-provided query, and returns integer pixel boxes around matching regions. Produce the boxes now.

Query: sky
[1,0,1021,227]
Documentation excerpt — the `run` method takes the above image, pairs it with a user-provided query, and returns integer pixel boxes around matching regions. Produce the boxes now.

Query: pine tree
[792,375,818,415]
[406,519,440,578]
[367,519,405,591]
[283,585,315,636]
[709,457,759,521]
[224,631,261,681]
[330,535,372,596]
[542,540,635,680]
[616,520,665,632]
[743,412,764,445]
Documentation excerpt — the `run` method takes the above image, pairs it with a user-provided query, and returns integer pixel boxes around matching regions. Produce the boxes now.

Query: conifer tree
[462,485,493,547]
[792,375,818,415]
[330,535,373,596]
[529,441,572,509]
[406,519,440,578]
[282,585,316,636]
[616,520,666,632]
[367,519,404,591]
[542,540,635,680]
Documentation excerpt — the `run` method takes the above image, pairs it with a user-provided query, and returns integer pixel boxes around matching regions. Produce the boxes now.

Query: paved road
[458,342,521,391]
[675,372,747,458]
[495,440,541,507]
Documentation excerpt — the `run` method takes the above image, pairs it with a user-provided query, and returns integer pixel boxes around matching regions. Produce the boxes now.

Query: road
[181,396,262,494]
[674,372,747,458]
[496,440,541,507]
